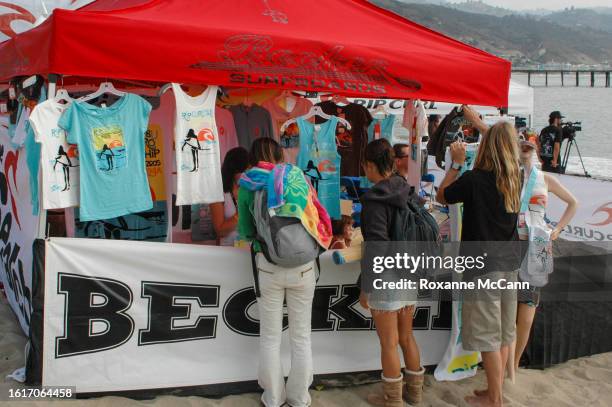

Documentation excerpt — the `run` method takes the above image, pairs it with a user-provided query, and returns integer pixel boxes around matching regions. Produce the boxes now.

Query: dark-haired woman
[360,138,424,407]
[210,147,249,246]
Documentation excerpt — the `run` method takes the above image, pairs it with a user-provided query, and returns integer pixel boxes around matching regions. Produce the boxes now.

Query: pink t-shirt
[262,97,313,164]
[215,106,239,161]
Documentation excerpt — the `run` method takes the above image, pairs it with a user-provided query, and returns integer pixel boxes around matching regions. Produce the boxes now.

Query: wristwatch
[451,162,463,171]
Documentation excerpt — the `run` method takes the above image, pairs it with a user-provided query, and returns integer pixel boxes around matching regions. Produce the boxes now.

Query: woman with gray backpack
[237,138,333,407]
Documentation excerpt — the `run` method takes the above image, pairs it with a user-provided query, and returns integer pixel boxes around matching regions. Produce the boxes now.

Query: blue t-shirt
[296,116,341,220]
[59,93,153,221]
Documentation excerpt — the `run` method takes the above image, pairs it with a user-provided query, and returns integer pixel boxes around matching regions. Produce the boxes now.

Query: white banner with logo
[427,156,612,242]
[42,237,450,393]
[0,132,38,335]
[547,174,612,242]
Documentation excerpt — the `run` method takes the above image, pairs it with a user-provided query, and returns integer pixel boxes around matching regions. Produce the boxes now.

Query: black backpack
[390,198,441,279]
[391,199,440,243]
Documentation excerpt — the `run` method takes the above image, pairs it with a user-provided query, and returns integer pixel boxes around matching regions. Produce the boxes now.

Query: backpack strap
[250,243,261,298]
[315,255,321,283]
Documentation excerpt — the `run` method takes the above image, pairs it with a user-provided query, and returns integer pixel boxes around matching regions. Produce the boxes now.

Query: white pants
[256,254,316,407]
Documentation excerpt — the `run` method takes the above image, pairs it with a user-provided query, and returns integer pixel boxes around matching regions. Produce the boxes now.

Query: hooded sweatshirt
[359,175,418,302]
[360,174,411,242]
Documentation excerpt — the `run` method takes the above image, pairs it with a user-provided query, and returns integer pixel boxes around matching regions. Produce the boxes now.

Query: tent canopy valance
[0,0,511,106]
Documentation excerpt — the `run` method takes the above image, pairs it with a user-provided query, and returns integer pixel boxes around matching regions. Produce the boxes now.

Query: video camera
[515,117,527,129]
[561,121,582,140]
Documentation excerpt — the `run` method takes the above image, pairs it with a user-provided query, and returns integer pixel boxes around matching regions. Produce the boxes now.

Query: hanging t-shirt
[74,200,168,242]
[172,84,224,206]
[29,99,80,209]
[367,115,395,144]
[296,116,341,220]
[215,106,239,160]
[263,96,313,138]
[316,101,372,177]
[402,100,428,188]
[59,93,153,221]
[146,97,173,202]
[229,103,274,148]
[262,96,313,164]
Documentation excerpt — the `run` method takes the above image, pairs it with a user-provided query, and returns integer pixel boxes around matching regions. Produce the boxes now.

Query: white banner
[43,237,450,393]
[0,131,38,335]
[546,174,612,242]
[427,156,612,242]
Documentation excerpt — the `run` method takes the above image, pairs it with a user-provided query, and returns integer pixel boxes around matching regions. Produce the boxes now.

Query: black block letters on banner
[56,273,134,358]
[54,274,452,358]
[139,282,219,345]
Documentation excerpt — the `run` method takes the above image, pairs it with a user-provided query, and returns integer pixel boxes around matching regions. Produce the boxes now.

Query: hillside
[372,0,612,66]
[447,0,514,17]
[545,8,612,34]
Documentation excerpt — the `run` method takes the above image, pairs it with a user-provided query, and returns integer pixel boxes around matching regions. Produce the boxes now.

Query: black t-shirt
[538,125,562,161]
[444,169,521,274]
[315,101,373,177]
[444,169,518,242]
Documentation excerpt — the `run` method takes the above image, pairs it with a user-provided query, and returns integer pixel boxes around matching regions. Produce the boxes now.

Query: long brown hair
[249,137,284,166]
[474,122,521,213]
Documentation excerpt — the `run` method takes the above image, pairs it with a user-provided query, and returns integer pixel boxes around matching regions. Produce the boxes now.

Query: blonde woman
[437,110,522,407]
[513,133,577,371]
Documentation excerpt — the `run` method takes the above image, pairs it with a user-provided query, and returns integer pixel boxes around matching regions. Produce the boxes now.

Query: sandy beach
[2,294,611,407]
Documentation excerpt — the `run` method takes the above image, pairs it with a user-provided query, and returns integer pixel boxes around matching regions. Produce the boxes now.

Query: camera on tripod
[559,120,590,177]
[561,121,582,140]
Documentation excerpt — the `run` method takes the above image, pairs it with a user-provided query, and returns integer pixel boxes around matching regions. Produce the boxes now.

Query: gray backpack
[250,188,323,296]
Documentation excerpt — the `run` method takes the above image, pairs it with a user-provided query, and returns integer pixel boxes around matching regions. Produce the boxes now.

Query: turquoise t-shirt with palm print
[59,94,153,221]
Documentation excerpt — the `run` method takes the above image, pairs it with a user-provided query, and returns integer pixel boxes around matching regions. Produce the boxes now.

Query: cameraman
[538,111,564,173]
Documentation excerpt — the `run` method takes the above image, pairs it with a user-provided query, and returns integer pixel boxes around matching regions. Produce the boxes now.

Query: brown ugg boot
[403,367,425,405]
[367,373,405,407]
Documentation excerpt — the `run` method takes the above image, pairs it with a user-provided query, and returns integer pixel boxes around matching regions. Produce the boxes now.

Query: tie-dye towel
[240,161,332,249]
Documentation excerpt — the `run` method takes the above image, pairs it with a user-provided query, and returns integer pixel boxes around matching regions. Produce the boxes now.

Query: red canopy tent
[0,0,511,106]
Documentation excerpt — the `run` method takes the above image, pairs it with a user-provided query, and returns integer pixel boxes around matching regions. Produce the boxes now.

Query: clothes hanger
[279,106,351,133]
[54,89,72,104]
[157,83,172,96]
[54,76,73,104]
[79,81,126,103]
[332,94,350,106]
[372,104,389,118]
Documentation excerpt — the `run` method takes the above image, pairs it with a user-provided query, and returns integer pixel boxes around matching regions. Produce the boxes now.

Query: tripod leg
[572,139,590,177]
[561,140,572,174]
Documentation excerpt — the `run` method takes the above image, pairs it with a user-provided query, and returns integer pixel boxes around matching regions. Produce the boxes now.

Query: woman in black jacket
[359,139,424,407]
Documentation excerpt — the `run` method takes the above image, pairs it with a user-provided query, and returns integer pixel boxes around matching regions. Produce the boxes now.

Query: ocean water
[512,74,612,179]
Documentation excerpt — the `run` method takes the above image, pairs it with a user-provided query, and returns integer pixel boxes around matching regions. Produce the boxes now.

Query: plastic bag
[519,225,553,287]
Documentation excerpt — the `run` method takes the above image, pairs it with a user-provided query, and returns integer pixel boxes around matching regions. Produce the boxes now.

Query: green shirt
[237,187,261,252]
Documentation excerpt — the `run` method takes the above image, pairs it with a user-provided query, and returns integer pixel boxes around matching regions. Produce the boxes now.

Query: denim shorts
[367,295,416,312]
[518,285,541,307]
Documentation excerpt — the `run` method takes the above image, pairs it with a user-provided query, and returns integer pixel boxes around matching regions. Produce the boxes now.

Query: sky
[464,0,612,11]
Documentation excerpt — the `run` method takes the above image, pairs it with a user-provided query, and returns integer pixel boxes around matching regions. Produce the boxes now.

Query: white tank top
[172,84,224,205]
